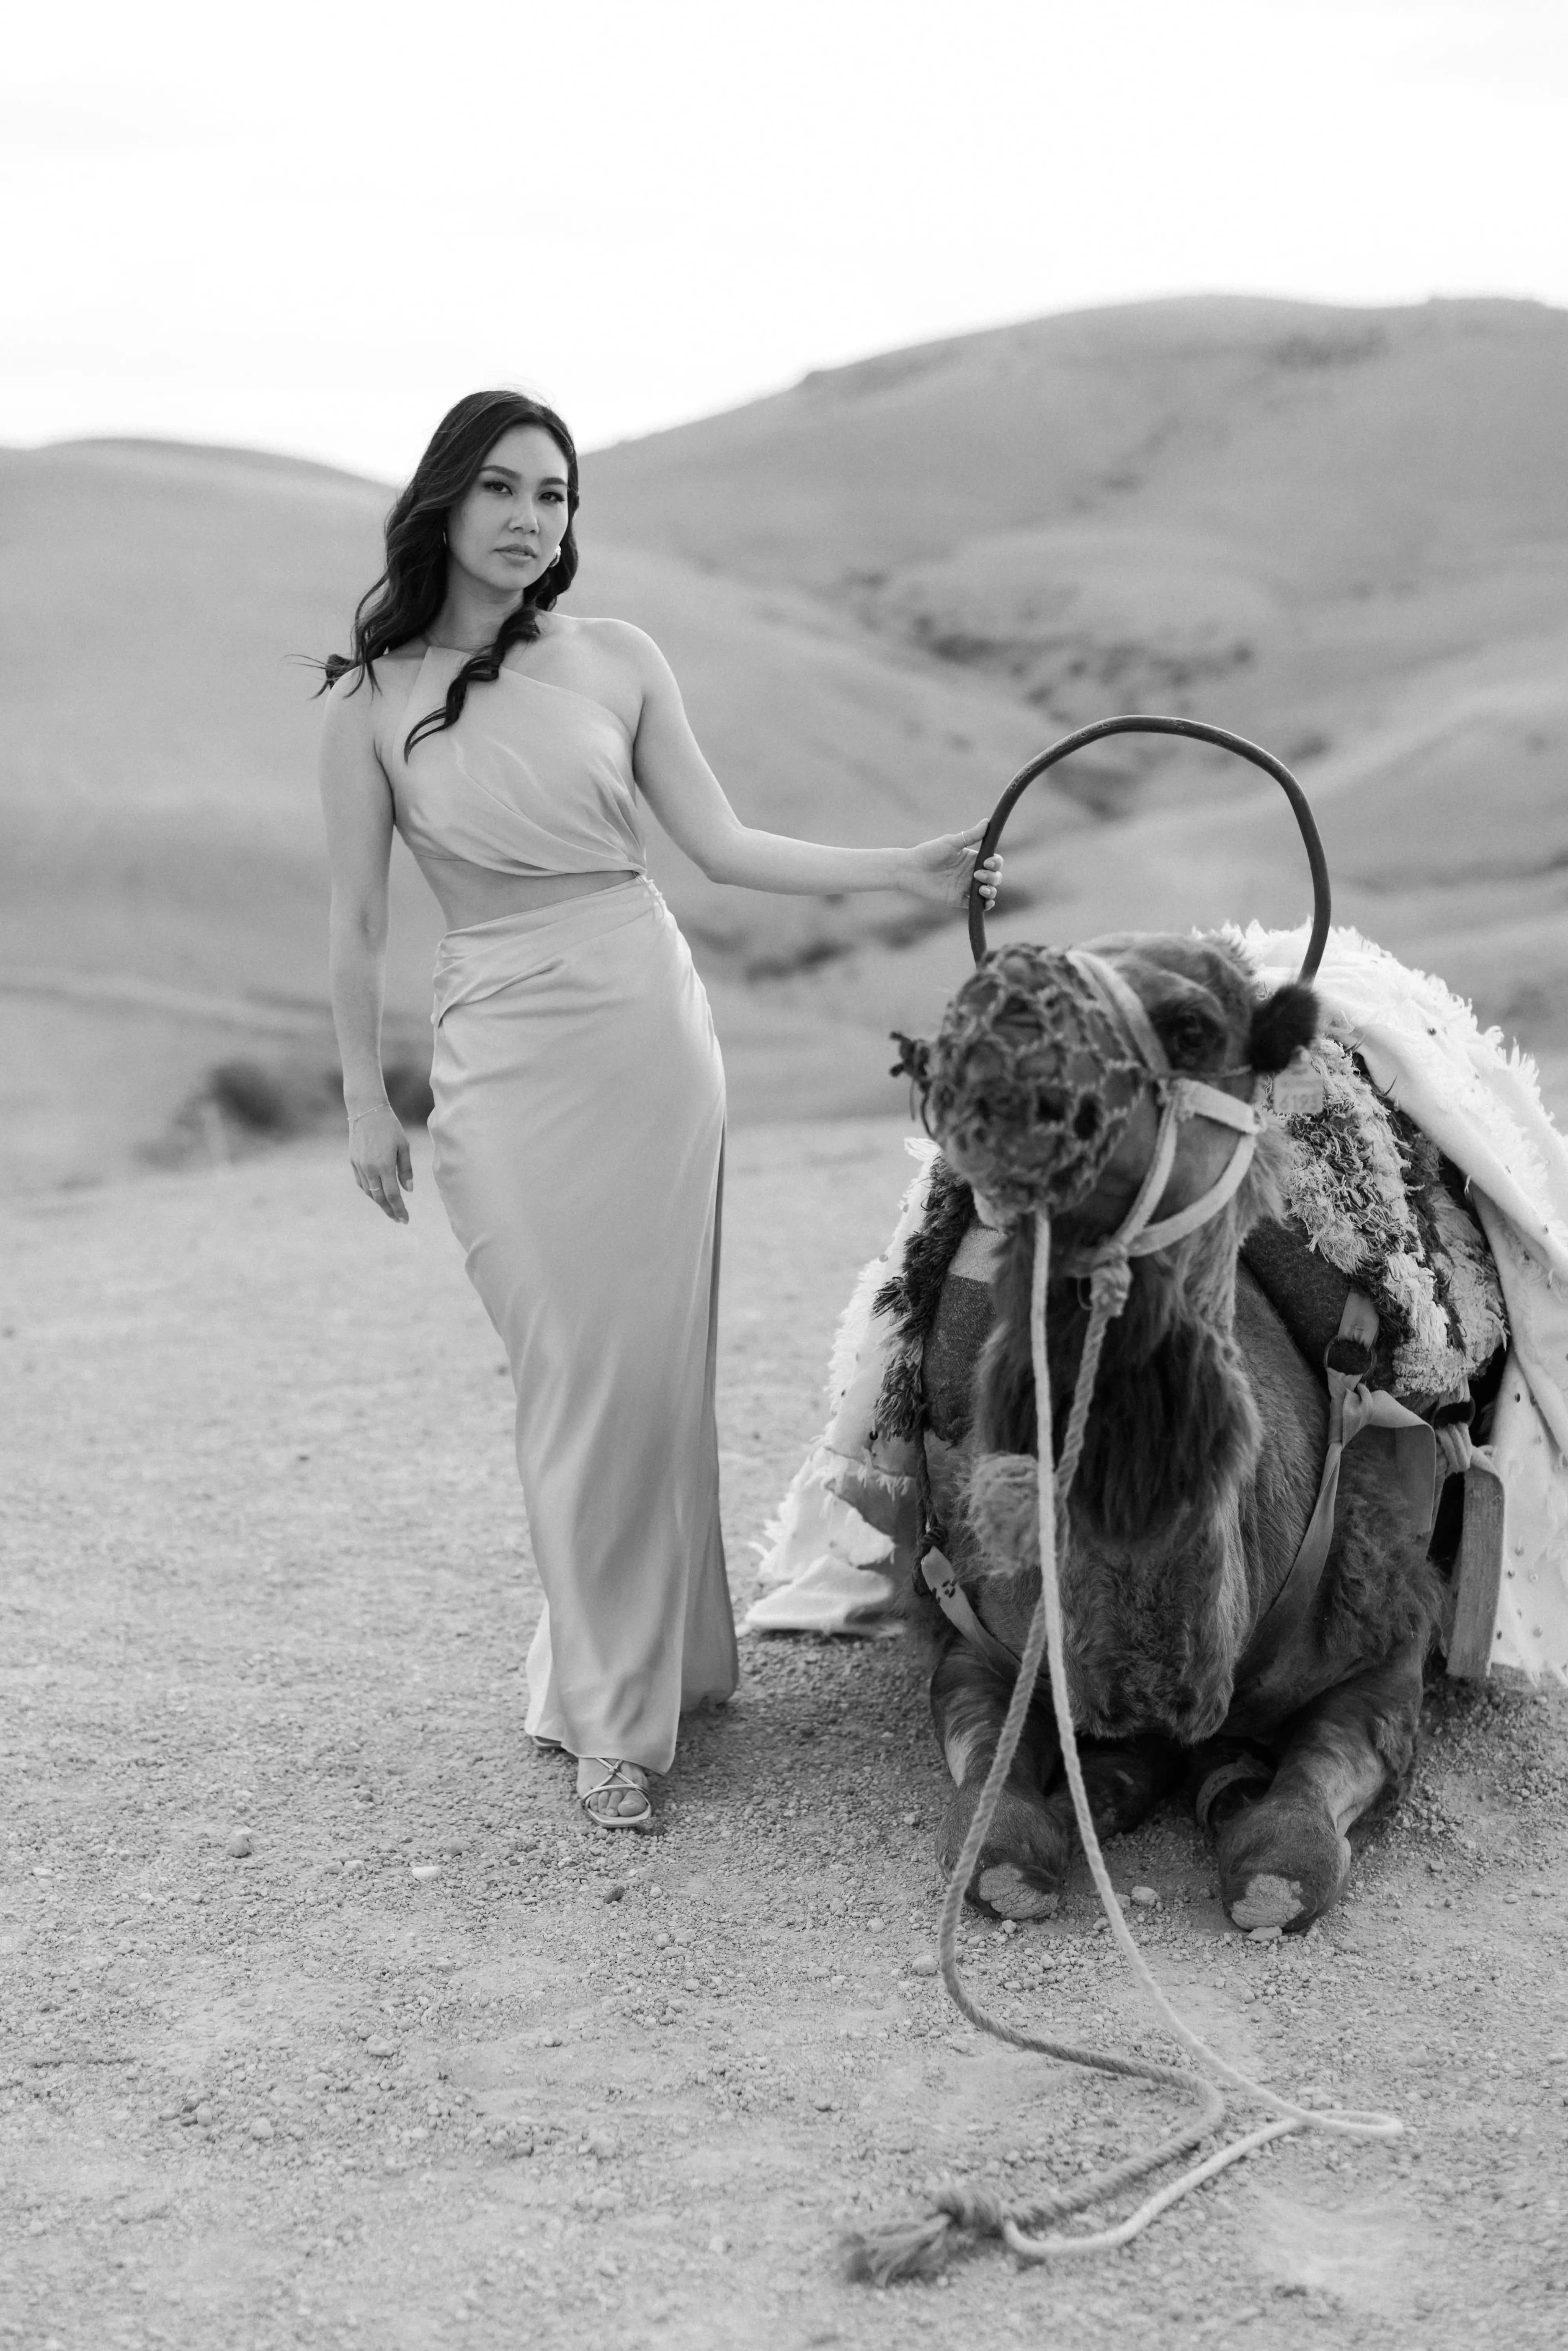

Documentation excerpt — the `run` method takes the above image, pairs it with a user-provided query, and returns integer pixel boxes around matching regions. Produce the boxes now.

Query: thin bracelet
[347,1103,392,1126]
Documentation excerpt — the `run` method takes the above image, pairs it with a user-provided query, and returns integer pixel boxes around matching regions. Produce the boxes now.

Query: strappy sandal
[577,1758,652,1832]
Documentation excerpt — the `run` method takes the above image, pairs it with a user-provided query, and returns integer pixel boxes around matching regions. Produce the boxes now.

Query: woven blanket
[1255,1030,1506,1400]
[747,926,1568,1685]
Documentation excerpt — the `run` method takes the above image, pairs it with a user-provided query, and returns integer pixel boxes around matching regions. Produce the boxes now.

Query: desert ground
[4,1116,1567,2351]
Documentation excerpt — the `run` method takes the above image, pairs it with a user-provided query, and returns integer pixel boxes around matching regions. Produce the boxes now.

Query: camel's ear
[1248,983,1318,1074]
[889,1029,931,1084]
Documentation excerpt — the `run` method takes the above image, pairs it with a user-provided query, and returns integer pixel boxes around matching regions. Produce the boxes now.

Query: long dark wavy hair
[318,389,580,759]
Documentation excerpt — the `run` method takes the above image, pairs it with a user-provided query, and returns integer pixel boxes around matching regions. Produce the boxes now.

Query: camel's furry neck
[967,1138,1288,1740]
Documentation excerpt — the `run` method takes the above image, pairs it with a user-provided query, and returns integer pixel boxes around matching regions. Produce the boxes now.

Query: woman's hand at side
[901,823,1003,909]
[349,1104,414,1224]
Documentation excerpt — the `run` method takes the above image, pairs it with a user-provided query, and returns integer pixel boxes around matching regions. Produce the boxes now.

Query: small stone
[707,2233,730,2254]
[868,1916,887,1933]
[226,1830,254,1859]
[250,2117,274,2142]
[902,1812,919,1827]
[586,2131,617,2160]
[1130,1886,1159,1908]
[1249,1925,1283,1943]
[365,2039,397,2059]
[601,1883,627,1904]
[410,1865,439,1883]
[195,2102,215,2125]
[910,1952,939,1978]
[813,2095,835,2112]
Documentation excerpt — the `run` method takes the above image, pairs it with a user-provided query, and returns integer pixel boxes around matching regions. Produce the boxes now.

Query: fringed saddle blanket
[1252,1029,1506,1402]
[747,926,1568,1685]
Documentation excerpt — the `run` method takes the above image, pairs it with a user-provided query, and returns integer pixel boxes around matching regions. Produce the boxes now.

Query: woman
[318,388,1000,1830]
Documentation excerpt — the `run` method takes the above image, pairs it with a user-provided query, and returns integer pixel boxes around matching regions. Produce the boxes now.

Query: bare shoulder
[556,613,669,684]
[320,661,403,784]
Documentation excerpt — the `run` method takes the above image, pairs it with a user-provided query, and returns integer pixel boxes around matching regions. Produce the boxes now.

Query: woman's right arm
[318,678,413,1224]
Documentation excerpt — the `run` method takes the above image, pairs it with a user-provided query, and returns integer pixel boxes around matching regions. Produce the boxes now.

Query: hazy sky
[5,0,1565,477]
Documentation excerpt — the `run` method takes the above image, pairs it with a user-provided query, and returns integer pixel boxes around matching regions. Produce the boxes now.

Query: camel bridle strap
[968,715,1333,983]
[1060,947,1263,1273]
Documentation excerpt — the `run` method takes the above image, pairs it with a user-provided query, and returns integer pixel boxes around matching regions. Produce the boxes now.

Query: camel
[891,929,1462,1935]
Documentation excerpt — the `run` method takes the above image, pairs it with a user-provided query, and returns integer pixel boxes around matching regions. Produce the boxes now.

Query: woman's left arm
[624,628,1000,909]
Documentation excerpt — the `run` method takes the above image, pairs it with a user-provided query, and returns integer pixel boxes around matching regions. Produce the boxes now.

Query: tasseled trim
[1265,1035,1506,1396]
[871,1157,976,1441]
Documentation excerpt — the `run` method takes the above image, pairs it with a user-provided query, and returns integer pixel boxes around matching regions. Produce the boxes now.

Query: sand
[2,1119,1566,2349]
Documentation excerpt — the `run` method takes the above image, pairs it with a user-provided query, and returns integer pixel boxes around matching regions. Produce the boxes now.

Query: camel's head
[896,933,1317,1237]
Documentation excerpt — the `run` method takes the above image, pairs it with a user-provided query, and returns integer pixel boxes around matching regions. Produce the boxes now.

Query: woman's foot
[577,1756,652,1831]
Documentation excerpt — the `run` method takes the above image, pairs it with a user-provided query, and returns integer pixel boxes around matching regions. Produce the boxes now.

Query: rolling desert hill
[586,294,1568,820]
[3,293,1566,1188]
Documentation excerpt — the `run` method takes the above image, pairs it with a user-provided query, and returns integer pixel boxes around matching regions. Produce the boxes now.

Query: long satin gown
[387,649,738,1772]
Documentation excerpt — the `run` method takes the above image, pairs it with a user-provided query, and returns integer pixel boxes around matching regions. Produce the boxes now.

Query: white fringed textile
[1235,923,1568,1684]
[744,1140,935,1634]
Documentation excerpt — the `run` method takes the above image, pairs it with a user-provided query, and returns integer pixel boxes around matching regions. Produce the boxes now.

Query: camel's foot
[936,1780,1067,1921]
[1215,1794,1353,1933]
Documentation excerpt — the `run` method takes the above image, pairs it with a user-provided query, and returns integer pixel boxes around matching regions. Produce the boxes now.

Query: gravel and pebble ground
[3,1119,1567,2350]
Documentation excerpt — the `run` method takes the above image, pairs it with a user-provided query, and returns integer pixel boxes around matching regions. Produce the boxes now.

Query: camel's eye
[1158,1006,1227,1070]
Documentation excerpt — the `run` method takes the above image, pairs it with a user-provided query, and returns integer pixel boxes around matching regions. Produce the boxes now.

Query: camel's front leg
[929,1634,1066,1920]
[1214,1637,1425,1932]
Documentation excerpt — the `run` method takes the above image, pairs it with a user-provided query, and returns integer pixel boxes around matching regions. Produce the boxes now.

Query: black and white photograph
[3,2,1566,2345]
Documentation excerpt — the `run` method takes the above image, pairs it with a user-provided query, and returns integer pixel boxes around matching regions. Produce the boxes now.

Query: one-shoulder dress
[388,647,738,1772]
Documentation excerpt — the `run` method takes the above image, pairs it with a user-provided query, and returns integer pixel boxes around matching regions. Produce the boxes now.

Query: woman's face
[445,424,571,600]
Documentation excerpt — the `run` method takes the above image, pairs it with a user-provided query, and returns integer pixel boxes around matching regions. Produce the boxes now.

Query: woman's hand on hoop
[903,823,1002,910]
[349,1105,414,1224]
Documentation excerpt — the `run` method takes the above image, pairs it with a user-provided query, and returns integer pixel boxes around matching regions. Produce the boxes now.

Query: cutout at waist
[413,855,640,931]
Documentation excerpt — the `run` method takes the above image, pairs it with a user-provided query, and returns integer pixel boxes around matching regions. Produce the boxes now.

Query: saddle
[1239,1213,1507,1680]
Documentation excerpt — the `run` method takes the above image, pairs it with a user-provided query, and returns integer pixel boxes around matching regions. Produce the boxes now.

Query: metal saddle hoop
[967,714,1332,987]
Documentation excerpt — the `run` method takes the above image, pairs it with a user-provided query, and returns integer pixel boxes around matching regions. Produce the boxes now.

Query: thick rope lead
[841,1210,1399,2287]
[1029,1212,1400,2147]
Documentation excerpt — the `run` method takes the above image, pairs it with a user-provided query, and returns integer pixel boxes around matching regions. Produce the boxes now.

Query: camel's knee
[929,1641,1067,1919]
[937,1775,1070,1921]
[929,1641,1056,1791]
[1213,1752,1375,1931]
[1216,1794,1353,1932]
